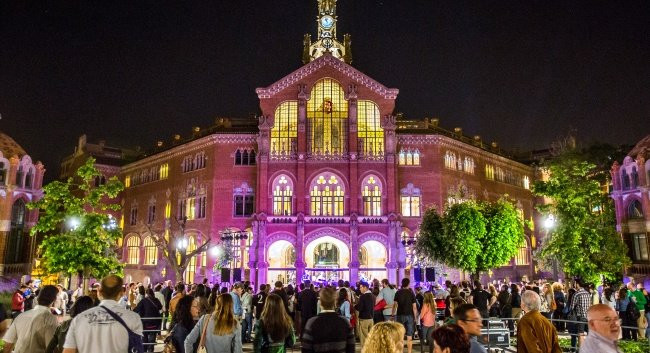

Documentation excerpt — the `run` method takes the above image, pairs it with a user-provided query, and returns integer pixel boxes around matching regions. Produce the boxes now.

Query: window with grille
[362,176,382,216]
[273,175,293,216]
[310,174,345,216]
[307,79,348,155]
[271,101,298,156]
[358,101,384,157]
[143,236,158,265]
[126,236,140,265]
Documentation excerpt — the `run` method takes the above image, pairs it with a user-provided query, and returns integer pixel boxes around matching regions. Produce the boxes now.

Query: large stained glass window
[362,175,382,216]
[143,236,158,265]
[273,175,293,216]
[358,101,383,157]
[126,236,140,265]
[271,100,298,156]
[400,183,421,217]
[310,174,345,216]
[307,79,348,155]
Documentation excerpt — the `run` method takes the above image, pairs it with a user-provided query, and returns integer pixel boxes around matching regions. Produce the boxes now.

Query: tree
[533,148,631,284]
[416,199,525,277]
[140,219,213,282]
[28,158,124,292]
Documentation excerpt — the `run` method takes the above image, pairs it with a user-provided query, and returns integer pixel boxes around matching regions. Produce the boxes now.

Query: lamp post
[401,232,418,280]
[543,215,559,280]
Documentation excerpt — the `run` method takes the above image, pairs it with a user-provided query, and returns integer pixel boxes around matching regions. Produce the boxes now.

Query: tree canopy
[416,198,525,274]
[533,146,630,284]
[28,158,124,286]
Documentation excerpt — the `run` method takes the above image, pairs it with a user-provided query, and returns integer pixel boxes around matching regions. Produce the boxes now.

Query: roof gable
[256,53,398,100]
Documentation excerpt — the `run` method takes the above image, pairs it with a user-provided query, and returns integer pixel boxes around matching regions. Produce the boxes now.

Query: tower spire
[302,0,352,64]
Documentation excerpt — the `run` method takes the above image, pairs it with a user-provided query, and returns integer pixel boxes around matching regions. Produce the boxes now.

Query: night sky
[1,1,649,181]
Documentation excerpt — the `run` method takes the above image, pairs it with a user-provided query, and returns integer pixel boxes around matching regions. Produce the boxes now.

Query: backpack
[100,306,144,353]
[626,300,641,321]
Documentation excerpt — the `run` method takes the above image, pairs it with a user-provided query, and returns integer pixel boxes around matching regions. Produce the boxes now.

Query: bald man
[580,304,622,353]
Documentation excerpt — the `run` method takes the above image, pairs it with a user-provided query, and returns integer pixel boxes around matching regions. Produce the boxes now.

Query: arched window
[358,101,384,157]
[24,168,34,189]
[233,183,254,217]
[310,173,345,216]
[631,167,639,188]
[7,200,26,264]
[362,176,382,216]
[126,236,140,265]
[463,157,475,175]
[184,236,197,284]
[523,176,530,189]
[485,164,494,180]
[444,151,457,170]
[398,149,420,166]
[398,151,406,165]
[628,200,644,219]
[143,236,158,265]
[15,166,24,187]
[307,79,348,155]
[235,150,242,165]
[514,246,529,265]
[622,169,630,190]
[271,101,298,156]
[272,175,293,216]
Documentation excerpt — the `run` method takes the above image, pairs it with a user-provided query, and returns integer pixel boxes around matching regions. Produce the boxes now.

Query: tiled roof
[0,131,27,158]
[628,134,650,159]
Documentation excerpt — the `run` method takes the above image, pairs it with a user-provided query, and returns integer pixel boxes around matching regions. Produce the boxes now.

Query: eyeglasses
[592,317,620,325]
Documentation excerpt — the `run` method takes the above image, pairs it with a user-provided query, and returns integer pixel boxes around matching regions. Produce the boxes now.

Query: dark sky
[1,1,649,180]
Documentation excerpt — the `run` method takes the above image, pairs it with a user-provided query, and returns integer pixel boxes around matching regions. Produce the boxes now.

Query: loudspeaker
[425,268,435,281]
[221,268,231,282]
[233,268,242,282]
[413,268,422,283]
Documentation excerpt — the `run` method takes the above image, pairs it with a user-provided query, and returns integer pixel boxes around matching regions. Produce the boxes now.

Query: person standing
[161,281,173,330]
[516,291,562,353]
[134,288,163,352]
[301,287,354,353]
[391,278,417,353]
[183,293,243,353]
[62,275,143,353]
[10,285,27,319]
[581,304,622,353]
[253,294,295,353]
[3,285,59,353]
[469,281,492,321]
[272,281,290,314]
[454,304,487,353]
[540,283,555,320]
[616,287,637,340]
[298,282,318,338]
[254,284,270,322]
[169,282,186,324]
[355,281,374,346]
[419,292,436,346]
[46,296,95,353]
[628,282,647,338]
[377,279,397,321]
[241,286,253,343]
[230,282,244,323]
[552,283,566,332]
[569,281,592,348]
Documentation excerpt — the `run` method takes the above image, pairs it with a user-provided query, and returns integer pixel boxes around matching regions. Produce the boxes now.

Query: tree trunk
[82,267,91,295]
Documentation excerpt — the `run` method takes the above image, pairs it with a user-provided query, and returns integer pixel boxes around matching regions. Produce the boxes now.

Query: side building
[611,135,650,286]
[0,131,45,281]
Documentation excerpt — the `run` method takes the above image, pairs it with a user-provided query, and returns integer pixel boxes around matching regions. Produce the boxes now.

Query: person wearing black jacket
[354,281,374,346]
[161,280,173,330]
[134,288,163,352]
[298,281,318,338]
[272,281,290,314]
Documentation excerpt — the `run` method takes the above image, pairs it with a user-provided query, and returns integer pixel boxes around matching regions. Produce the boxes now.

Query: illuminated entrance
[358,240,387,282]
[267,240,296,284]
[305,235,350,283]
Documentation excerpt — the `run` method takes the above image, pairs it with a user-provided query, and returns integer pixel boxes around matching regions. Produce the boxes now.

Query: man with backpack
[63,275,143,353]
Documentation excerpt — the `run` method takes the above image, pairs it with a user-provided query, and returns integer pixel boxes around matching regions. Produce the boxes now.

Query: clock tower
[302,0,352,64]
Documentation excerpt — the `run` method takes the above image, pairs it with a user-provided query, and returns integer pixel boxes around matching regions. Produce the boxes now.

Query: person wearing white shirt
[3,285,59,353]
[63,275,143,353]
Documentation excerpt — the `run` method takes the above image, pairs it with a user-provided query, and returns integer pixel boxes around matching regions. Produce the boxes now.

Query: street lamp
[543,214,559,280]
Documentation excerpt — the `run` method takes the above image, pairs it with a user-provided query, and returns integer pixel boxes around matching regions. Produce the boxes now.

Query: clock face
[320,15,334,29]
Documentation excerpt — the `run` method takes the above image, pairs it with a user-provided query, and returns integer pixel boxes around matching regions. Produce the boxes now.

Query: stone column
[295,214,306,282]
[347,86,359,214]
[257,115,274,214]
[255,217,268,286]
[348,215,359,283]
[637,156,650,220]
[386,217,401,283]
[297,85,309,214]
[381,116,398,213]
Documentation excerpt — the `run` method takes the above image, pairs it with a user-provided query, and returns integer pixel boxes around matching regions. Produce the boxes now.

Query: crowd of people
[1,275,649,353]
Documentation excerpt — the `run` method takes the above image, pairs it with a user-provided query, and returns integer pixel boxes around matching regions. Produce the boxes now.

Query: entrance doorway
[267,240,296,284]
[304,235,350,284]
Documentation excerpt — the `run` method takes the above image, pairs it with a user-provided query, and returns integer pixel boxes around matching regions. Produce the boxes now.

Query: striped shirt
[301,312,354,353]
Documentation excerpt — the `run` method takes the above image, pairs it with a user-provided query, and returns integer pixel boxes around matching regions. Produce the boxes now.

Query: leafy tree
[28,158,124,292]
[533,149,630,284]
[416,199,525,276]
[476,198,526,273]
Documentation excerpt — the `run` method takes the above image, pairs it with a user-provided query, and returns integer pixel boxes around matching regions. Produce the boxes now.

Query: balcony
[268,216,297,224]
[305,216,349,224]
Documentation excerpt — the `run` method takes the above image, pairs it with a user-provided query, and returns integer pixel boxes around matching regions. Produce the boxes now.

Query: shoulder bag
[100,306,144,353]
[197,314,212,353]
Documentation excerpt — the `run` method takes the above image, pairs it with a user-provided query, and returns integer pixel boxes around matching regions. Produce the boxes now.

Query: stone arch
[265,232,297,247]
[626,197,644,219]
[305,168,350,194]
[304,227,350,246]
[268,172,297,197]
[358,231,389,250]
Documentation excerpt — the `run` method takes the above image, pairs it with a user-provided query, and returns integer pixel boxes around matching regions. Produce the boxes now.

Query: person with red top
[11,285,27,319]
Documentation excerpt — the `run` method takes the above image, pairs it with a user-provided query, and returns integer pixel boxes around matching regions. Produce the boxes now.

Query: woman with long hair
[539,283,555,319]
[496,284,512,324]
[616,287,637,340]
[430,324,470,353]
[361,321,405,353]
[134,288,163,352]
[419,292,437,346]
[184,293,243,353]
[46,296,95,353]
[487,284,499,317]
[168,295,198,353]
[551,282,566,332]
[444,285,462,318]
[253,293,295,353]
[337,288,351,321]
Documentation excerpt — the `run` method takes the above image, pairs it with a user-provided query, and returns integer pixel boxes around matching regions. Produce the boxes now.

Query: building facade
[119,1,538,287]
[0,131,45,279]
[611,135,650,285]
